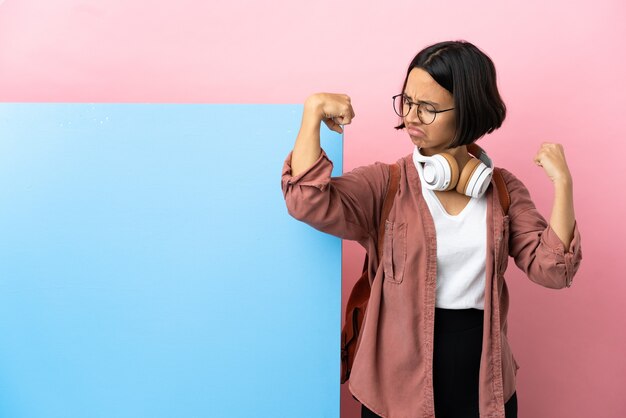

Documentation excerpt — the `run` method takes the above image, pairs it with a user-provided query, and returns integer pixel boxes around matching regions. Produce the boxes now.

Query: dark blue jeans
[361,307,518,418]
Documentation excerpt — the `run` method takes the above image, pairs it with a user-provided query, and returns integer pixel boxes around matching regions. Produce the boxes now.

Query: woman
[281,40,582,418]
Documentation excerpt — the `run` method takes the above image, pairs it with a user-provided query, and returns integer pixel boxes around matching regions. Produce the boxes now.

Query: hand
[533,142,572,185]
[305,93,355,134]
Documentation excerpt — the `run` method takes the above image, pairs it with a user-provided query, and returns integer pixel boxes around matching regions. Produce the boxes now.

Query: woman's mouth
[407,127,425,137]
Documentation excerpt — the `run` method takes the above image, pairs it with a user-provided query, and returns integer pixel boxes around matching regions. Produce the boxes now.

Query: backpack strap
[376,163,401,260]
[492,167,510,216]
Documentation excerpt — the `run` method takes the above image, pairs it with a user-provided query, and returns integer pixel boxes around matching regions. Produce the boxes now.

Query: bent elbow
[527,267,572,290]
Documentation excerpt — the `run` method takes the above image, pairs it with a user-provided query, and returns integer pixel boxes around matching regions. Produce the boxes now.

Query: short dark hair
[394,40,506,148]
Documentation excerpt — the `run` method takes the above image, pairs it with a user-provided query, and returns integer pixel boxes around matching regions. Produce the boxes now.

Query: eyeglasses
[392,94,455,125]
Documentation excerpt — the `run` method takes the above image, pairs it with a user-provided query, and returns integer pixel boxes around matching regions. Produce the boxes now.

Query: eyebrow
[402,92,439,106]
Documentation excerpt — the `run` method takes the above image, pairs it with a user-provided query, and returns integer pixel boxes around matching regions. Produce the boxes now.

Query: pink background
[1,0,624,416]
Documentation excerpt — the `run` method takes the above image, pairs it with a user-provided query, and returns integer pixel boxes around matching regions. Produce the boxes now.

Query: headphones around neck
[412,143,493,198]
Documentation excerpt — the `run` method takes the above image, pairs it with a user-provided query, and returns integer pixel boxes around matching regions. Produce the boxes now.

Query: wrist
[304,95,324,120]
[552,174,573,189]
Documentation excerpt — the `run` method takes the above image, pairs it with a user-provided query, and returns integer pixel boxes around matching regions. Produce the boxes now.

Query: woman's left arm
[503,143,582,289]
[533,143,575,248]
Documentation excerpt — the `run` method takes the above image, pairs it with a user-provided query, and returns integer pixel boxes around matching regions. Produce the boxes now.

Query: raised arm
[282,93,388,244]
[533,143,575,248]
[291,93,355,177]
[502,144,582,289]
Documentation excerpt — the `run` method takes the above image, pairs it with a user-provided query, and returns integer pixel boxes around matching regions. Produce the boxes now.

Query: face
[402,68,457,156]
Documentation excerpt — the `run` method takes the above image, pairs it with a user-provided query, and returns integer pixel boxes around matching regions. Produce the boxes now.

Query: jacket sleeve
[281,148,389,244]
[500,168,582,289]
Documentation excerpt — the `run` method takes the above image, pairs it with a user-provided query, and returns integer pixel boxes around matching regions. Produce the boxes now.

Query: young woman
[281,40,582,418]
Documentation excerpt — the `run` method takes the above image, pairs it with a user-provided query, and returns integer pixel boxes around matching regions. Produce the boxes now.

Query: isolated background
[1,0,624,417]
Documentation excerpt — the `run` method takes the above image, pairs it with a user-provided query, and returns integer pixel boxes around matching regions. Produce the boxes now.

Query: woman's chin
[410,136,424,145]
[410,137,430,149]
[409,136,449,156]
[410,140,442,156]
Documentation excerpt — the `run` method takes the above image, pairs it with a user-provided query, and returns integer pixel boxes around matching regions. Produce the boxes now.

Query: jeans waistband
[434,307,484,334]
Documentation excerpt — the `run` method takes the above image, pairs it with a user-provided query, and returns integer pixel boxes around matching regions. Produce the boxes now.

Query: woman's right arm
[291,93,354,177]
[282,93,389,244]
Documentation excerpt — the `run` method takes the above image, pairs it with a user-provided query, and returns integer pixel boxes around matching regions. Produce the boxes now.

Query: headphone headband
[466,143,493,169]
[414,144,493,168]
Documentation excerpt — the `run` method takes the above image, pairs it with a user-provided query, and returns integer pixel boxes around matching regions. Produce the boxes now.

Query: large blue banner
[0,104,343,418]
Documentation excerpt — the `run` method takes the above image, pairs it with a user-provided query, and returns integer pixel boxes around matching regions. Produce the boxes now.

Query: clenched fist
[534,143,573,185]
[304,93,355,134]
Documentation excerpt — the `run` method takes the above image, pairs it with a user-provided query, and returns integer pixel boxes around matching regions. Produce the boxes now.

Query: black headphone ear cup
[456,157,481,195]
[439,152,459,191]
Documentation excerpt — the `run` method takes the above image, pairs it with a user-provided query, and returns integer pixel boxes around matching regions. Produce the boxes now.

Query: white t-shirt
[415,162,487,310]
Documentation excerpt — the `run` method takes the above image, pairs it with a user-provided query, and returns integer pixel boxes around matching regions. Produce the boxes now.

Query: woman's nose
[404,106,422,125]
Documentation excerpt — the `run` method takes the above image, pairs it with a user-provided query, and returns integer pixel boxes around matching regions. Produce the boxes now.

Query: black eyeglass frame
[392,93,455,125]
